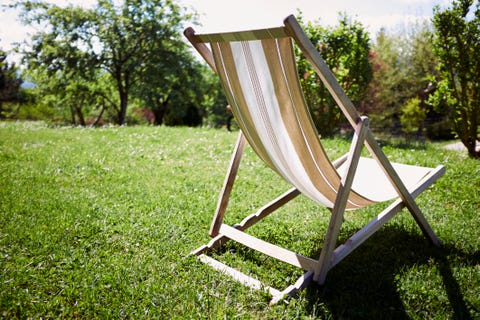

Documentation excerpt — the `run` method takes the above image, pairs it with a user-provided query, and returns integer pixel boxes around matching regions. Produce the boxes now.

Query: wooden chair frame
[184,15,445,304]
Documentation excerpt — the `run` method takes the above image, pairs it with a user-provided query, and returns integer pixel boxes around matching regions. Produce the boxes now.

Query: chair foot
[269,270,315,305]
[430,236,442,248]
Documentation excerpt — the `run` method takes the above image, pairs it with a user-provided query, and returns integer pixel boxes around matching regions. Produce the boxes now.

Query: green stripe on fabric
[261,38,374,209]
[196,27,288,43]
[260,38,341,206]
[239,40,303,189]
[210,35,375,209]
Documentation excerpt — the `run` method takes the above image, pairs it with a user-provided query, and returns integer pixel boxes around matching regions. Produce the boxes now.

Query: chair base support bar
[198,254,281,297]
[235,187,300,230]
[197,254,314,305]
[219,224,319,271]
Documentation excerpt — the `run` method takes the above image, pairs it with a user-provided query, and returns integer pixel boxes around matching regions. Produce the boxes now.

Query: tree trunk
[69,105,76,125]
[467,107,479,158]
[152,97,169,125]
[75,101,86,126]
[113,66,129,126]
[464,138,480,158]
[117,91,128,125]
[92,105,106,127]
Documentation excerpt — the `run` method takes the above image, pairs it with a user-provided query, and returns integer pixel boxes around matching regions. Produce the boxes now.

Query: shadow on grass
[304,226,479,319]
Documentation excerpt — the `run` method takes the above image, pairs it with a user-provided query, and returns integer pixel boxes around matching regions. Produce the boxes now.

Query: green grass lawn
[0,121,478,319]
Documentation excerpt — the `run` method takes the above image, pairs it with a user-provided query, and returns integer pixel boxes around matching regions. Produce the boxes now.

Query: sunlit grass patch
[0,121,478,318]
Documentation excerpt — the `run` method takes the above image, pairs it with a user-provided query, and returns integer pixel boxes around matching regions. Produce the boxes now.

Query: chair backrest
[187,27,374,209]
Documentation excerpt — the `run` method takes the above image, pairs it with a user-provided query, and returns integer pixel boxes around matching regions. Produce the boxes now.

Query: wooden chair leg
[406,201,442,247]
[314,117,369,284]
[209,132,246,237]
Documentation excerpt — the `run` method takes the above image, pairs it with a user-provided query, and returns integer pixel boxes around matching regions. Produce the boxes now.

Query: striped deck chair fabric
[184,15,445,304]
[209,33,434,209]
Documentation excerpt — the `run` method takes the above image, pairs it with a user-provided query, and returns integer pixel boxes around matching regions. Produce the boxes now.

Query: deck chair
[184,15,445,304]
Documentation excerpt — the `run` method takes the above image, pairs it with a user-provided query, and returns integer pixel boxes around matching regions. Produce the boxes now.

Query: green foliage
[0,50,23,118]
[22,67,118,126]
[14,0,203,126]
[401,97,427,136]
[1,122,478,318]
[297,14,372,136]
[194,70,229,129]
[134,50,213,127]
[431,0,480,157]
[366,23,444,137]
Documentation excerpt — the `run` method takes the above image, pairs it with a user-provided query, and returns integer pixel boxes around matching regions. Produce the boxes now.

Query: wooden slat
[194,27,288,42]
[332,153,349,169]
[198,255,315,305]
[190,233,229,256]
[283,15,361,129]
[331,198,405,267]
[409,165,446,198]
[234,187,300,230]
[184,27,217,72]
[219,224,319,271]
[191,187,300,255]
[198,254,281,297]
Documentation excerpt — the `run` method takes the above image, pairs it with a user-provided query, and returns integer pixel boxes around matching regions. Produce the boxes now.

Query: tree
[23,66,117,125]
[133,46,208,126]
[297,14,372,136]
[364,29,407,133]
[432,0,480,157]
[400,97,427,141]
[199,70,229,128]
[15,0,196,125]
[364,23,449,139]
[0,50,23,118]
[407,23,453,140]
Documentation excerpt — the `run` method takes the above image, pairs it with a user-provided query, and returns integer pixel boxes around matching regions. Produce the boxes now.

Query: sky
[0,0,450,64]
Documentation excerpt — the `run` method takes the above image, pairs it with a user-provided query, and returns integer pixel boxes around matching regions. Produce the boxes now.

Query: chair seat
[337,157,433,203]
